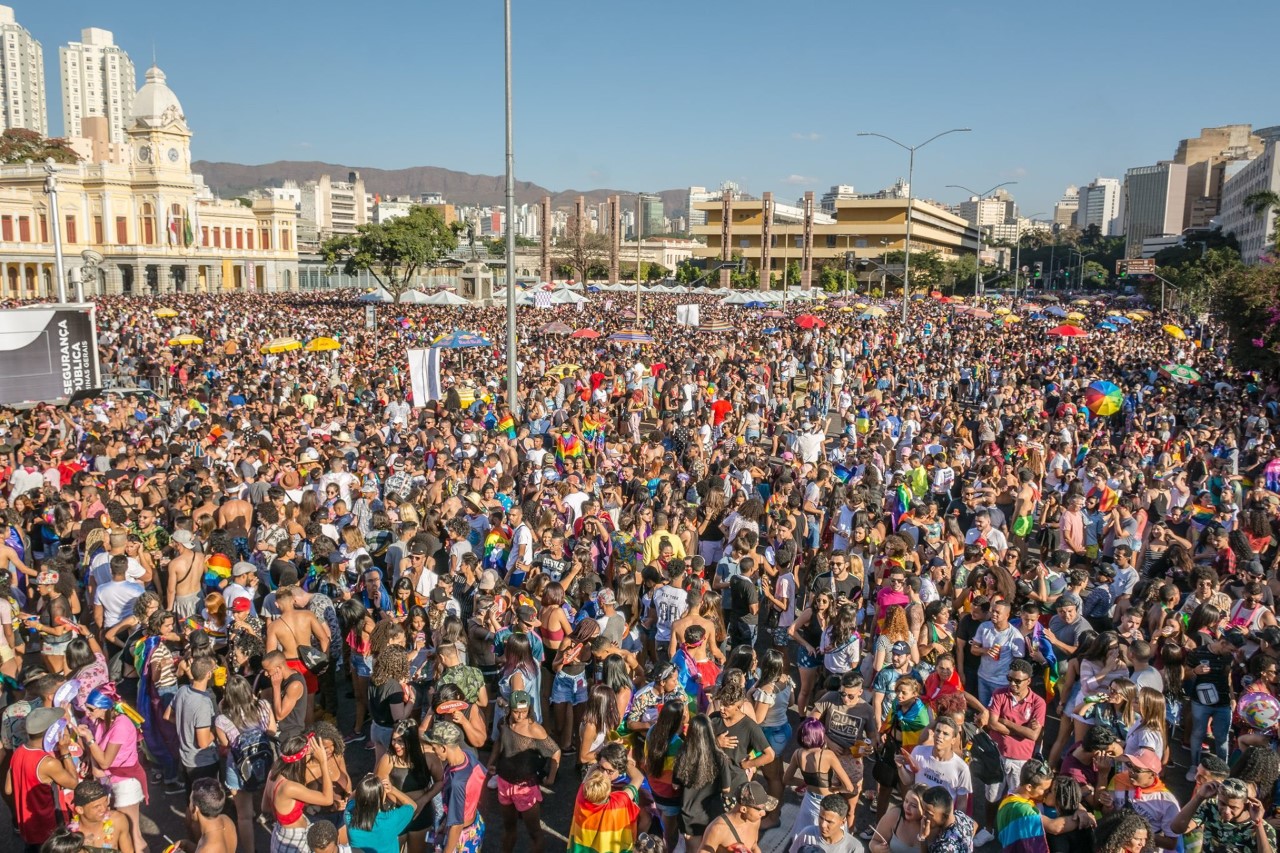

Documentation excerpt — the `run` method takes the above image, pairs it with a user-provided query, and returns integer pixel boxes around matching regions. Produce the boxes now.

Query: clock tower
[126,65,192,176]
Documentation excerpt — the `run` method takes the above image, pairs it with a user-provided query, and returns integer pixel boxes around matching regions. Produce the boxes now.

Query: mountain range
[191,160,689,216]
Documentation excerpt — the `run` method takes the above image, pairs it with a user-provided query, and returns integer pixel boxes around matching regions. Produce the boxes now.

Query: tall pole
[946,182,1016,299]
[43,160,67,303]
[858,127,971,328]
[634,194,642,321]
[503,0,517,410]
[1012,211,1045,301]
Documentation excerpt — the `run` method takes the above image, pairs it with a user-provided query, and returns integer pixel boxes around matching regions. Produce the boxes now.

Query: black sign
[0,305,100,406]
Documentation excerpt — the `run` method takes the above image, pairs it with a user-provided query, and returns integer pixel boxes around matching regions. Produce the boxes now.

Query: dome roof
[131,65,185,128]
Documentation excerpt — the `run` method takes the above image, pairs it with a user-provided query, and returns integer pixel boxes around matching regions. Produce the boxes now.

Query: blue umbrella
[763,327,780,334]
[432,331,492,349]
[745,301,766,309]
[1028,312,1048,321]
[1046,306,1069,317]
[1097,322,1118,332]
[1112,316,1132,325]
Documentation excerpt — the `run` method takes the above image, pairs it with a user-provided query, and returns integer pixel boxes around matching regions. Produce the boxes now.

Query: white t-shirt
[94,579,145,629]
[909,745,972,801]
[91,552,146,586]
[224,581,255,615]
[775,572,798,627]
[649,585,689,643]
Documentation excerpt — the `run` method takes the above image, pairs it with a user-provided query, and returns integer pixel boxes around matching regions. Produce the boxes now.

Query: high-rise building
[298,172,370,245]
[60,27,136,145]
[1219,126,1280,265]
[1173,124,1264,229]
[956,189,1016,242]
[639,193,663,238]
[1076,178,1122,236]
[820,185,860,214]
[0,6,47,135]
[1053,185,1079,229]
[1122,163,1189,258]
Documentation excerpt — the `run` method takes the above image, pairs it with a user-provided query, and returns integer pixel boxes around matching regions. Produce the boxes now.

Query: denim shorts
[352,653,373,678]
[762,722,792,756]
[794,642,821,669]
[551,670,589,705]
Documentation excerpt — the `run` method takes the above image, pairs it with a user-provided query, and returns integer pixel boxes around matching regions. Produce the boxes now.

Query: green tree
[1081,260,1108,287]
[886,249,945,291]
[646,263,668,282]
[675,259,702,285]
[1212,261,1280,373]
[817,262,844,293]
[777,259,803,290]
[1158,247,1243,314]
[321,205,458,302]
[1244,191,1280,255]
[0,129,79,164]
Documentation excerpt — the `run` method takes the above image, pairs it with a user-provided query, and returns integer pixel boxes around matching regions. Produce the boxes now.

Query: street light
[42,159,68,303]
[503,0,517,411]
[946,181,1016,298]
[858,127,971,326]
[1070,250,1100,291]
[1012,211,1045,301]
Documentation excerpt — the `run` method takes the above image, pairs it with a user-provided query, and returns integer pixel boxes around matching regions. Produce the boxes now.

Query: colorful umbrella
[763,310,786,318]
[609,328,654,344]
[167,334,204,346]
[860,306,887,318]
[1000,315,1021,325]
[261,337,303,354]
[1045,306,1069,317]
[1084,381,1123,416]
[701,319,734,333]
[1126,312,1146,322]
[154,308,178,318]
[1097,322,1119,332]
[795,314,825,329]
[304,336,341,352]
[1111,316,1132,325]
[1047,324,1087,337]
[1071,298,1091,306]
[994,307,1011,315]
[1160,363,1201,385]
[1162,324,1187,340]
[855,302,869,310]
[969,308,995,320]
[540,321,573,335]
[570,328,601,339]
[433,331,492,349]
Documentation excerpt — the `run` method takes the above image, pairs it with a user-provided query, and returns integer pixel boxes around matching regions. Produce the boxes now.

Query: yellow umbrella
[862,306,888,317]
[951,295,966,302]
[545,363,580,380]
[261,337,303,354]
[1001,314,1021,324]
[994,307,1011,315]
[1071,298,1090,306]
[1163,324,1187,340]
[1132,308,1153,317]
[1106,310,1122,316]
[838,306,855,313]
[304,336,341,352]
[154,308,178,318]
[855,302,868,310]
[167,334,203,346]
[1126,312,1146,322]
[812,304,828,311]
[1067,311,1086,321]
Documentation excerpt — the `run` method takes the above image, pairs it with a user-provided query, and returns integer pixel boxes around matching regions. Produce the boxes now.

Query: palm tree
[1244,190,1280,254]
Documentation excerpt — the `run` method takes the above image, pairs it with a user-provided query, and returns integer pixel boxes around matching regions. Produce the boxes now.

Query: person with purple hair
[783,717,856,834]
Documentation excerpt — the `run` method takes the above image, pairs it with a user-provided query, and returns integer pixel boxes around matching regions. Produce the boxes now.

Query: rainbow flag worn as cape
[1089,481,1118,513]
[556,433,584,468]
[483,525,512,571]
[496,414,516,439]
[568,786,641,853]
[1031,621,1059,699]
[1189,501,1217,526]
[891,697,933,748]
[892,484,912,530]
[582,414,606,450]
[996,795,1050,853]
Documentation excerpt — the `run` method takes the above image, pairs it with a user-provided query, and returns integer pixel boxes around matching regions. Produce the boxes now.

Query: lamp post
[945,181,1016,298]
[1070,250,1100,291]
[1012,211,1045,301]
[42,159,68,303]
[503,0,517,411]
[858,128,970,326]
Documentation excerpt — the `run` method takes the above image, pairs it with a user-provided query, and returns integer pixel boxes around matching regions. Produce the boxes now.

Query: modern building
[956,190,1016,239]
[1122,163,1189,258]
[692,194,977,285]
[638,193,664,238]
[60,27,135,145]
[298,172,370,245]
[820,185,859,214]
[1075,178,1122,236]
[0,5,47,135]
[0,65,299,297]
[686,182,744,229]
[1174,124,1264,229]
[1219,126,1280,265]
[1053,185,1079,229]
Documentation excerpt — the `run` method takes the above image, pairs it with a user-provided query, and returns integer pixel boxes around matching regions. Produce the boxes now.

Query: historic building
[0,65,299,298]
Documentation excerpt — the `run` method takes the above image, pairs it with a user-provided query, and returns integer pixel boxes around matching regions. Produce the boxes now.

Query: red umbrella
[1047,324,1087,337]
[930,290,943,299]
[570,328,601,339]
[795,314,825,329]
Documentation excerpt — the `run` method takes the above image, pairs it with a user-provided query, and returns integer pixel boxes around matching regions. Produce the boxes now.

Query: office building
[298,172,371,244]
[639,193,663,238]
[1053,186,1079,228]
[1076,178,1122,236]
[956,190,1016,236]
[60,27,136,145]
[1219,126,1280,265]
[1174,124,1264,229]
[820,185,859,214]
[0,5,47,134]
[1122,163,1189,258]
[0,65,298,297]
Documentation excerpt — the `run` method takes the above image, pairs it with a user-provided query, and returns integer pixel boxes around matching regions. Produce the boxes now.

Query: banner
[675,304,701,327]
[245,262,257,291]
[0,305,100,405]
[407,347,442,406]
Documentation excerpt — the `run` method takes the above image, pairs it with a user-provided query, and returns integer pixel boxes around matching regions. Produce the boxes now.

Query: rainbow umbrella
[1084,381,1123,416]
[701,319,734,333]
[609,328,654,344]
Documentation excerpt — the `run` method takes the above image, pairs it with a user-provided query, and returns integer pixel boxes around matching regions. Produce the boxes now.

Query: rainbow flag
[556,433,584,467]
[891,697,933,748]
[1031,622,1059,699]
[582,414,606,449]
[483,526,511,571]
[892,484,912,529]
[496,414,516,439]
[568,787,641,853]
[997,795,1049,853]
[1089,481,1118,513]
[1189,502,1216,526]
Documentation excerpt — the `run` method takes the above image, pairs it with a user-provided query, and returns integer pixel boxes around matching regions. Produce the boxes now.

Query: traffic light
[1033,262,1043,279]
[1063,268,1071,280]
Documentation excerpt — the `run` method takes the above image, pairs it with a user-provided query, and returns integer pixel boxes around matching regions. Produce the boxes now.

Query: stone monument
[459,260,494,305]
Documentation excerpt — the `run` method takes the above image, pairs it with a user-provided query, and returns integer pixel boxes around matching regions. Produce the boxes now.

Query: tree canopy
[321,206,457,302]
[0,129,79,165]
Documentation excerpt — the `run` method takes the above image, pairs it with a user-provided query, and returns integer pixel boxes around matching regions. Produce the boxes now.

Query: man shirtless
[215,494,253,559]
[697,781,775,853]
[167,530,206,619]
[265,585,330,724]
[669,588,725,663]
[70,779,136,853]
[184,778,237,853]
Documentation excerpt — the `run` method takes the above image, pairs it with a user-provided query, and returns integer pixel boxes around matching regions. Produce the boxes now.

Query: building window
[115,216,128,244]
[223,227,231,248]
[18,216,29,242]
[235,229,243,249]
[0,216,11,242]
[38,214,48,243]
[65,215,76,244]
[260,227,271,250]
[281,229,291,251]
[93,215,104,244]
[212,227,221,248]
[141,203,155,245]
[246,230,253,250]
[826,235,837,248]
[201,226,209,246]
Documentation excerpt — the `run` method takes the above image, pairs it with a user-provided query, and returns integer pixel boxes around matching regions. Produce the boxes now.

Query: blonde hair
[1134,686,1167,745]
[581,765,612,805]
[1108,678,1140,729]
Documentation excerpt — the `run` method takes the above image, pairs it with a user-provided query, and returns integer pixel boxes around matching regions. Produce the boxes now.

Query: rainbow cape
[1031,622,1059,699]
[568,786,640,853]
[496,414,516,439]
[996,795,1049,853]
[582,414,606,449]
[891,697,933,748]
[1089,481,1118,513]
[556,433,584,467]
[892,484,912,530]
[483,525,512,571]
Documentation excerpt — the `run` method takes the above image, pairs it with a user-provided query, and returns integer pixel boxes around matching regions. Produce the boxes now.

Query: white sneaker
[973,828,995,847]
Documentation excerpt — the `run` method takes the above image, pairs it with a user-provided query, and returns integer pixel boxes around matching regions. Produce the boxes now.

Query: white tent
[549,289,587,305]
[423,290,470,307]
[358,288,393,303]
[720,291,758,305]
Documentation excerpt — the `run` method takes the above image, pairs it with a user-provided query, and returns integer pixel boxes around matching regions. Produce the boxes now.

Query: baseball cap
[476,569,500,591]
[429,587,450,604]
[25,707,64,737]
[172,530,198,549]
[231,597,251,613]
[509,690,532,710]
[891,641,912,657]
[516,604,537,623]
[232,561,256,577]
[597,589,616,607]
[423,721,463,746]
[1055,591,1083,610]
[1123,748,1162,775]
[736,780,779,812]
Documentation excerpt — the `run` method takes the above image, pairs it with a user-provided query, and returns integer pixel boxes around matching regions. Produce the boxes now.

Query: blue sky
[17,0,1280,214]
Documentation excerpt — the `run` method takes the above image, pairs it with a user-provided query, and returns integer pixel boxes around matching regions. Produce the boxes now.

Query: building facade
[60,27,135,145]
[1076,178,1122,236]
[1122,163,1188,258]
[0,5,46,135]
[298,172,371,247]
[1053,185,1079,229]
[1174,125,1263,229]
[1219,127,1280,265]
[639,193,664,237]
[0,65,298,298]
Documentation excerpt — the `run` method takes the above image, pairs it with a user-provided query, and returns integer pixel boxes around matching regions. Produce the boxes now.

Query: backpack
[964,722,1006,786]
[230,728,279,792]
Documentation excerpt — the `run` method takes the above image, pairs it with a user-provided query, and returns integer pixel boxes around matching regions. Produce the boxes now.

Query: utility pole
[43,159,68,303]
[503,0,517,409]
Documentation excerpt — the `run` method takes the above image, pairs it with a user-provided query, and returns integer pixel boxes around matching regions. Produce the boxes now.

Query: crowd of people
[0,284,1277,853]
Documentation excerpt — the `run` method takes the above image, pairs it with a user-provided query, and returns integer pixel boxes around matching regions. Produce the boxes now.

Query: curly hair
[370,645,408,686]
[1231,746,1280,798]
[370,617,403,656]
[1096,810,1151,853]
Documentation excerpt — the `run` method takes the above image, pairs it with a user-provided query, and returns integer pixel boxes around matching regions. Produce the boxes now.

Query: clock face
[167,147,180,163]
[137,145,151,163]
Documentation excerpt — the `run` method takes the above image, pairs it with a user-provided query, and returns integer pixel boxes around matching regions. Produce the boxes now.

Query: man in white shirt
[223,562,259,615]
[795,421,825,465]
[965,510,1008,556]
[505,504,534,585]
[93,555,144,633]
[646,560,689,664]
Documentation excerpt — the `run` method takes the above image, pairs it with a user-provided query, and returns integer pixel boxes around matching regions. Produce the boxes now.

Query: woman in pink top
[875,568,912,625]
[77,688,147,853]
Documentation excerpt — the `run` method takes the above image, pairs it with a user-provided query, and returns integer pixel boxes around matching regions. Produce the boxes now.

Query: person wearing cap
[487,689,560,853]
[8,705,80,848]
[223,561,259,617]
[698,780,778,853]
[1106,747,1180,848]
[166,529,207,619]
[871,639,919,736]
[568,759,645,853]
[422,721,486,853]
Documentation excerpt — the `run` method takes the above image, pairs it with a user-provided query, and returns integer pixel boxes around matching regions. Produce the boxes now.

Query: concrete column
[134,263,148,297]
[186,264,200,293]
[0,263,7,300]
[103,265,121,296]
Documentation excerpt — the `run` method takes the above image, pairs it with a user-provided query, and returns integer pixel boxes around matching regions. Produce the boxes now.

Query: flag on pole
[407,347,442,406]
[189,201,202,246]
[535,290,552,309]
[166,210,178,245]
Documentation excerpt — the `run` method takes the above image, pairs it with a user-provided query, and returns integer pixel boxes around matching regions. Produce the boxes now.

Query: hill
[191,160,688,215]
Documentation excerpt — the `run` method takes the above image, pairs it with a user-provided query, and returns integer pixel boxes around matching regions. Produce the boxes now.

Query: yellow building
[692,192,977,287]
[0,65,298,298]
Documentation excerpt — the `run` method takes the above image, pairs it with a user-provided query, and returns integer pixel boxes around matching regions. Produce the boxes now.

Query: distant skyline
[14,0,1280,215]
